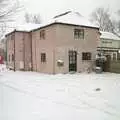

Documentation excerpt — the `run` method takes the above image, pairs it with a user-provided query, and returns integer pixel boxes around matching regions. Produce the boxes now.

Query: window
[102,41,112,44]
[41,53,46,62]
[112,53,117,60]
[74,29,84,39]
[12,54,14,61]
[82,52,91,60]
[40,30,45,39]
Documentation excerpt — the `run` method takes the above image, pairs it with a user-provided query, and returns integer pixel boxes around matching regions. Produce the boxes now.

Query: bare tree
[0,23,6,39]
[112,10,120,34]
[0,0,22,39]
[118,10,120,15]
[90,7,115,32]
[118,21,120,32]
[24,12,41,24]
[116,10,120,32]
[0,0,22,22]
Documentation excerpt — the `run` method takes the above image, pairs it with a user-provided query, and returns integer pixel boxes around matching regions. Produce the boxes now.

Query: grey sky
[22,0,120,21]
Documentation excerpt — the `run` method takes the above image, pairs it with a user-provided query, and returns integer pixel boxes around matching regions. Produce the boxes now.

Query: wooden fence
[109,60,120,73]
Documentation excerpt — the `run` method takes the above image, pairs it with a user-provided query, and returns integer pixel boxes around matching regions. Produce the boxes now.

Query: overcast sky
[21,0,120,22]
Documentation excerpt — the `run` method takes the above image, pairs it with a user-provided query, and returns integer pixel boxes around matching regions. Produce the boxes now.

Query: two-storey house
[6,11,100,73]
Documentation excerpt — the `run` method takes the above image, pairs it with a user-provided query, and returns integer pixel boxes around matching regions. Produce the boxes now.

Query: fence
[109,60,120,73]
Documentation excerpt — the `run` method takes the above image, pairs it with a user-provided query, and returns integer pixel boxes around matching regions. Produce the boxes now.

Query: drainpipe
[5,36,7,67]
[13,31,15,71]
[53,48,55,74]
[35,34,37,71]
[23,32,25,71]
[30,32,33,71]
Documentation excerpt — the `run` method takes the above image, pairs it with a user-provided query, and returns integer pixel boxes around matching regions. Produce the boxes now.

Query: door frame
[68,50,77,72]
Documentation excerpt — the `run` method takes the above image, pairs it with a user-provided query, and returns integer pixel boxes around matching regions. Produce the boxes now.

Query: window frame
[41,53,46,63]
[40,30,45,40]
[74,29,84,39]
[82,52,92,60]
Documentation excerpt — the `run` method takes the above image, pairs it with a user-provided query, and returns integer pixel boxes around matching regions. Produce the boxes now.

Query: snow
[15,23,41,32]
[5,23,41,36]
[0,65,120,120]
[117,33,120,37]
[51,11,99,28]
[100,31,120,41]
[5,11,98,36]
[57,59,64,63]
[33,11,99,31]
[0,64,8,72]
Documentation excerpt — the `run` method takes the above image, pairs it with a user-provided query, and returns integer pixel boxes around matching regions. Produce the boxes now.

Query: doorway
[69,50,77,72]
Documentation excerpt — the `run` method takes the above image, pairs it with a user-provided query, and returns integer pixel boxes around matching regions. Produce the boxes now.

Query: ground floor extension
[32,47,96,74]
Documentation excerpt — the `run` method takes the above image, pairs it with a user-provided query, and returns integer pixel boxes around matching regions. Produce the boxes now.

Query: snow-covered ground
[0,65,120,120]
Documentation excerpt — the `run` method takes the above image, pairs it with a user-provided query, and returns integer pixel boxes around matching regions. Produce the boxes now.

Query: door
[104,55,111,72]
[69,50,77,72]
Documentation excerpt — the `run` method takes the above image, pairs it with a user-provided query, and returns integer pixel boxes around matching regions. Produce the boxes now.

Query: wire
[0,25,16,28]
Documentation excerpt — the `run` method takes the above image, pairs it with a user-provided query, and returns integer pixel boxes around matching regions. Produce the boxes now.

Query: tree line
[23,7,120,34]
[0,0,120,37]
[90,7,120,34]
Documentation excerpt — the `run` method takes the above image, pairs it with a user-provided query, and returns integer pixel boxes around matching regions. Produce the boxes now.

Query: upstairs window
[41,53,46,62]
[40,30,45,39]
[82,52,91,60]
[74,29,84,39]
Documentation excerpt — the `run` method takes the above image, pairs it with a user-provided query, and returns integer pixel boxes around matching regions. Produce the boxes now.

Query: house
[0,36,6,62]
[97,31,120,60]
[6,11,100,73]
[0,43,4,58]
[6,23,41,71]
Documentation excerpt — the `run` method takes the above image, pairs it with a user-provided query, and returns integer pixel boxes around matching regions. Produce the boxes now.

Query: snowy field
[0,65,120,120]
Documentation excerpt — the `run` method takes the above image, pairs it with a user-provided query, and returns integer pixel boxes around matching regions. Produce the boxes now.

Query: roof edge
[100,37,120,41]
[5,22,99,36]
[5,30,30,37]
[31,22,99,32]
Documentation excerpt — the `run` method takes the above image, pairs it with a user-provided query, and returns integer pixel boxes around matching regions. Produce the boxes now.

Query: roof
[32,11,99,31]
[117,33,120,37]
[5,23,41,36]
[52,11,98,28]
[100,31,120,41]
[5,11,99,36]
[15,23,41,32]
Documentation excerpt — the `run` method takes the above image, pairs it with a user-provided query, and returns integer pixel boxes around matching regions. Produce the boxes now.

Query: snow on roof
[31,11,99,31]
[117,33,120,37]
[5,11,99,35]
[15,23,41,32]
[50,11,99,28]
[100,31,120,41]
[35,11,98,30]
[5,23,41,36]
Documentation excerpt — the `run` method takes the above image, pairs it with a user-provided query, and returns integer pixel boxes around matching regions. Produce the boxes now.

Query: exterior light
[118,50,120,53]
